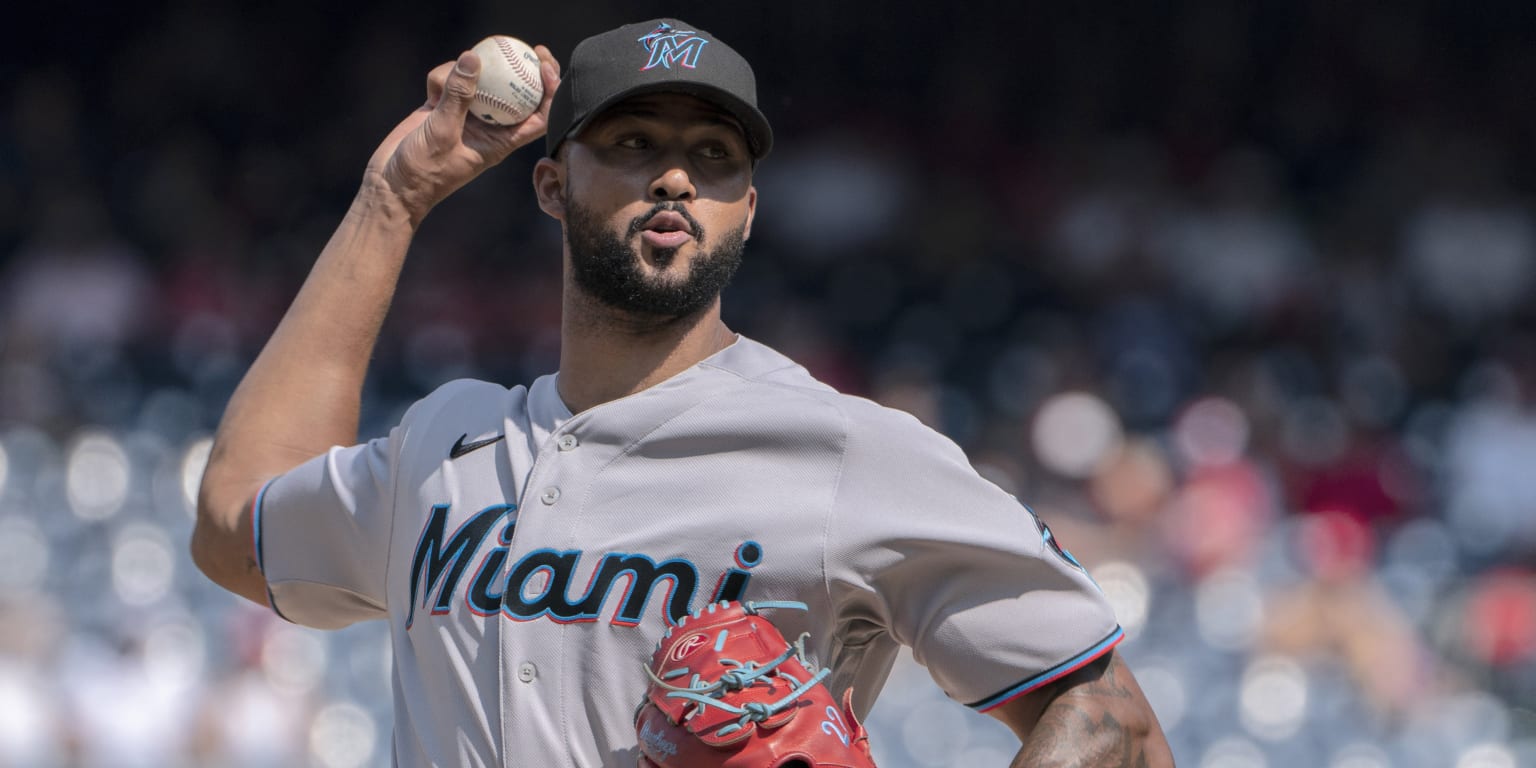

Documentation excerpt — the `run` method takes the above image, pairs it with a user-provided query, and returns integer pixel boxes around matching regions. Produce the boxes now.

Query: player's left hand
[635,600,877,768]
[362,44,561,227]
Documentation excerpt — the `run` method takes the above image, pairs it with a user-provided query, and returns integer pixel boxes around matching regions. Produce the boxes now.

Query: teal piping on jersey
[970,626,1126,712]
[251,477,291,622]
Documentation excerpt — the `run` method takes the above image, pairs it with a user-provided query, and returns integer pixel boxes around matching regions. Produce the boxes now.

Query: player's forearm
[1010,654,1175,768]
[193,184,415,599]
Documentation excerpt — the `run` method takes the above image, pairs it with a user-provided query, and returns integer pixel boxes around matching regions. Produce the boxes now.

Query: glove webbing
[645,601,832,739]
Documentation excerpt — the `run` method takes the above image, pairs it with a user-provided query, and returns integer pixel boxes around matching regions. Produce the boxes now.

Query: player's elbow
[190,474,270,606]
[189,514,237,588]
[188,519,223,583]
[189,519,269,606]
[189,525,217,593]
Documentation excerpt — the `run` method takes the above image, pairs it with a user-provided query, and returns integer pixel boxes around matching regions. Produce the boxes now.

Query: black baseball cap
[545,19,773,160]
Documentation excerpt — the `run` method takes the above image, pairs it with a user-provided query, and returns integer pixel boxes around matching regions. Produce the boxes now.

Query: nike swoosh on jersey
[449,433,503,459]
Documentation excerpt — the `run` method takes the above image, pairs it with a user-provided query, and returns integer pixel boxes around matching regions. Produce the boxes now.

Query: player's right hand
[362,45,561,227]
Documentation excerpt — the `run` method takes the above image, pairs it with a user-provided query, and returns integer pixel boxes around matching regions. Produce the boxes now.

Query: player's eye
[617,135,652,150]
[697,144,730,160]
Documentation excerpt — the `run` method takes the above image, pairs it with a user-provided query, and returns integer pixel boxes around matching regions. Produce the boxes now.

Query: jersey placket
[496,366,734,765]
[497,414,607,766]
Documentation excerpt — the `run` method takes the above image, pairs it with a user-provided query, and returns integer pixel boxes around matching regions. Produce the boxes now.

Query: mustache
[625,202,703,241]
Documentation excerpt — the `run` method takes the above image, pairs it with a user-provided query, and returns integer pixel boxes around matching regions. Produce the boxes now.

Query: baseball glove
[635,600,876,768]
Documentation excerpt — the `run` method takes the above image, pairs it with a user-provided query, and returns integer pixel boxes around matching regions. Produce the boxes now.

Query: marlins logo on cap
[544,18,774,159]
[637,23,709,70]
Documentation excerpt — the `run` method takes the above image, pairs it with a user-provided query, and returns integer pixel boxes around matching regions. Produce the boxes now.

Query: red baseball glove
[635,600,876,768]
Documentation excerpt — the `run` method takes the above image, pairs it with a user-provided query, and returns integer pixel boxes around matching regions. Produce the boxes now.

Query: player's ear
[533,157,566,219]
[743,185,757,241]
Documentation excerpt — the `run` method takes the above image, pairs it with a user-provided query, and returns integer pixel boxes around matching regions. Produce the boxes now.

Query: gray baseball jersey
[255,336,1121,767]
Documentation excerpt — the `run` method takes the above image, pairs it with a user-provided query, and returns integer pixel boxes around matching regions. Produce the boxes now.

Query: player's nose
[649,165,695,201]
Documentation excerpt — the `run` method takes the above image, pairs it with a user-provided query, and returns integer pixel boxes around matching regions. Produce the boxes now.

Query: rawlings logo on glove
[634,600,877,768]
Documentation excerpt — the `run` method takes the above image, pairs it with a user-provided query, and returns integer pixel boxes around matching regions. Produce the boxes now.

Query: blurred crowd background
[3,1,1536,766]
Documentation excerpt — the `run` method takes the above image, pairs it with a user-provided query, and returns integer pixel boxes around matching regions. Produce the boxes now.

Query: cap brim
[561,81,773,160]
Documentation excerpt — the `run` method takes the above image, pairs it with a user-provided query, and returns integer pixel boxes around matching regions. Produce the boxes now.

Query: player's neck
[556,294,736,414]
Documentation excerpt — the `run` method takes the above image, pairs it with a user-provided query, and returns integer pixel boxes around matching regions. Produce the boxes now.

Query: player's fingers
[533,45,560,116]
[534,44,561,84]
[423,60,456,109]
[424,51,479,150]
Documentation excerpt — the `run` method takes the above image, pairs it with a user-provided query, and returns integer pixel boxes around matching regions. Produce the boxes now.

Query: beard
[565,198,746,321]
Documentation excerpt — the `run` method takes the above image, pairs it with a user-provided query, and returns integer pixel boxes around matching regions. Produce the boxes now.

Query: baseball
[469,35,543,126]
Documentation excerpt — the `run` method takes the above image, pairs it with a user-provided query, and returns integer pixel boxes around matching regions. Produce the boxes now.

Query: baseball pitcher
[191,18,1175,768]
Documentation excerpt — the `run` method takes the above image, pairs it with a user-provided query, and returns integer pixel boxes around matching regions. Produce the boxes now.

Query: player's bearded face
[564,198,746,319]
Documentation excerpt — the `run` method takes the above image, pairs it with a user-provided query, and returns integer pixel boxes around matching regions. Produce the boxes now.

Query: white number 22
[821,705,850,745]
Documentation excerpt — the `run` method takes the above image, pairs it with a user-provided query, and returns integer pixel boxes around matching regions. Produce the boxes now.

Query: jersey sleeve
[825,404,1123,712]
[255,427,400,630]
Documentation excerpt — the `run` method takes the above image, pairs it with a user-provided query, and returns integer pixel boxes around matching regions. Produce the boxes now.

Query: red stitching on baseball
[494,37,541,91]
[474,91,528,122]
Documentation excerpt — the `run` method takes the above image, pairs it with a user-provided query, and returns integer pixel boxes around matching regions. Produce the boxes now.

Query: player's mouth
[637,210,697,250]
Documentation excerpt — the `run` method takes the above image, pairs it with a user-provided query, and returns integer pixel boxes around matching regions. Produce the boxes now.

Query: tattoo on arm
[1012,653,1162,768]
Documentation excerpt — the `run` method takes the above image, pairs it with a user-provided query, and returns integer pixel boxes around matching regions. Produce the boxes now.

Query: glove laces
[644,600,832,738]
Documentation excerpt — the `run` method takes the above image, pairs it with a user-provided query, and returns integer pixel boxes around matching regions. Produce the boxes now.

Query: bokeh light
[1330,743,1391,768]
[1201,737,1268,768]
[1089,439,1173,523]
[143,615,206,688]
[1294,511,1374,581]
[1430,692,1513,752]
[309,700,377,768]
[0,672,55,765]
[1135,663,1187,732]
[1092,561,1150,636]
[1456,744,1517,768]
[66,431,131,520]
[1166,462,1271,576]
[1175,397,1250,466]
[1032,392,1123,478]
[111,523,175,606]
[262,625,328,696]
[1195,568,1265,651]
[1461,569,1536,666]
[1239,656,1308,741]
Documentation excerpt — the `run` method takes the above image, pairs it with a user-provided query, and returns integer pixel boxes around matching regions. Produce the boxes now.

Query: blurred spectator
[1442,354,1536,561]
[1150,148,1316,332]
[1259,512,1430,717]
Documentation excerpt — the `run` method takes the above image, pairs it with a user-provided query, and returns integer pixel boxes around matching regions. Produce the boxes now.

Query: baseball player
[191,18,1174,767]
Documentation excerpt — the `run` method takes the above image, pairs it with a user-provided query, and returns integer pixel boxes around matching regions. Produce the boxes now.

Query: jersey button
[540,486,561,505]
[517,662,537,683]
[557,434,579,451]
